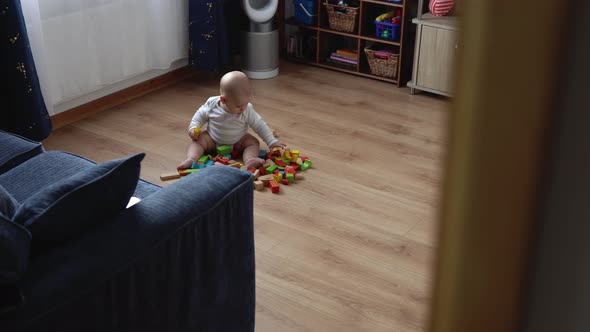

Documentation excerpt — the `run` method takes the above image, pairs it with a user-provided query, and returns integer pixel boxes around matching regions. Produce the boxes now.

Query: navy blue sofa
[0,130,256,332]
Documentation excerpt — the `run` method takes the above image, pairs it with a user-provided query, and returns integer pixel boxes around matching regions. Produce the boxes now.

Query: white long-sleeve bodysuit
[189,96,278,147]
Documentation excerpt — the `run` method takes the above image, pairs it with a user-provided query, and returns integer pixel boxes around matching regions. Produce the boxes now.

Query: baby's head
[219,71,252,115]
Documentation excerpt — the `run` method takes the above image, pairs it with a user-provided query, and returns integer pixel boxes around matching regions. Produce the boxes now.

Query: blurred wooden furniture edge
[51,66,197,130]
[429,1,570,332]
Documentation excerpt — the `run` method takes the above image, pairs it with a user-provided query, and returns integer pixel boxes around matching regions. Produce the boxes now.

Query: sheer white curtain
[21,0,188,115]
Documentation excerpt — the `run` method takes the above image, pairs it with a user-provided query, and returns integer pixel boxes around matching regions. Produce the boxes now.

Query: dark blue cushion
[0,212,31,284]
[0,151,95,204]
[0,185,20,219]
[12,153,145,244]
[0,130,44,175]
[134,179,161,199]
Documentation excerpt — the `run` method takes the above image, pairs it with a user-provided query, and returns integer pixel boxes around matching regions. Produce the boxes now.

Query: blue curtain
[188,0,230,72]
[0,0,52,141]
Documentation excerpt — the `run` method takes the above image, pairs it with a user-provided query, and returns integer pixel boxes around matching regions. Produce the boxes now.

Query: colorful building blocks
[205,160,214,167]
[191,161,199,169]
[217,145,233,156]
[198,155,209,164]
[275,159,287,167]
[294,174,305,180]
[231,150,239,159]
[258,174,274,185]
[258,166,266,175]
[179,169,200,176]
[274,173,283,182]
[259,149,267,158]
[284,149,292,160]
[253,169,260,179]
[282,179,289,185]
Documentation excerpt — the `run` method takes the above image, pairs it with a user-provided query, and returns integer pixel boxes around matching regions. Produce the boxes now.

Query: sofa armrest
[5,167,255,332]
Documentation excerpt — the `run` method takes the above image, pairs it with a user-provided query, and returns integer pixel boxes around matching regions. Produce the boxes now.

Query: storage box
[374,19,401,41]
[294,0,317,25]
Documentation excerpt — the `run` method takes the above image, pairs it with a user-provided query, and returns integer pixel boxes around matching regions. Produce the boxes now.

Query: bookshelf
[278,0,418,86]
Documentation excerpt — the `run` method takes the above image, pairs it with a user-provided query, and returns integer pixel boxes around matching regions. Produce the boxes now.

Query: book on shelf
[336,49,358,58]
[331,52,358,61]
[326,58,357,70]
[329,53,358,65]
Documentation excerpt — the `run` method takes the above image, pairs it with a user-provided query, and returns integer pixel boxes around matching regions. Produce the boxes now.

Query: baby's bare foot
[177,158,195,170]
[244,157,264,169]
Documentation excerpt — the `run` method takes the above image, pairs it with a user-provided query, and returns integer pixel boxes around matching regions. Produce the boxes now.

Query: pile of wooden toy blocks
[160,145,312,194]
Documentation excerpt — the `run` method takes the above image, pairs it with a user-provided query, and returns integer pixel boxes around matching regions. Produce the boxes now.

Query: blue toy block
[223,154,231,159]
[205,160,214,167]
[191,162,199,169]
[259,149,267,158]
[279,171,284,175]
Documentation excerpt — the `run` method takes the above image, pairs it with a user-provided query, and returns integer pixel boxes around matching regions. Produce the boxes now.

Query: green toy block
[282,158,291,165]
[265,164,278,173]
[216,145,233,156]
[286,173,295,183]
[198,155,209,164]
[277,166,285,170]
[301,160,312,171]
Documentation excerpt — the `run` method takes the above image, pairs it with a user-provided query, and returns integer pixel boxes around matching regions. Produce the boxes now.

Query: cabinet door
[416,25,458,94]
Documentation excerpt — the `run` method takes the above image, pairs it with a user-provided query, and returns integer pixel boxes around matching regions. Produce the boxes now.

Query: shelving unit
[278,0,417,86]
[406,0,460,96]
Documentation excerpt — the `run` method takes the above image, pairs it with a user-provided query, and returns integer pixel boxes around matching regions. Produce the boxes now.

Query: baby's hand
[188,126,200,140]
[270,141,286,149]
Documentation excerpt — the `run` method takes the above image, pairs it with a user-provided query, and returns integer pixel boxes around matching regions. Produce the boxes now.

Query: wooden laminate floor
[44,62,448,332]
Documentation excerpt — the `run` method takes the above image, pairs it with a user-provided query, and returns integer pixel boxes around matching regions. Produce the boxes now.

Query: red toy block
[231,150,239,159]
[269,180,280,193]
[284,166,295,174]
[273,169,280,175]
[301,156,309,162]
[281,179,289,185]
[275,159,287,167]
[247,168,256,173]
[258,166,266,175]
[216,156,229,165]
[292,164,300,171]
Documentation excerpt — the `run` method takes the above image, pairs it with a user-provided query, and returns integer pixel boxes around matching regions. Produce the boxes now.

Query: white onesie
[189,96,278,147]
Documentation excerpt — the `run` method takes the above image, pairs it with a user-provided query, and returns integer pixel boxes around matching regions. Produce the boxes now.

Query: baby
[177,71,285,170]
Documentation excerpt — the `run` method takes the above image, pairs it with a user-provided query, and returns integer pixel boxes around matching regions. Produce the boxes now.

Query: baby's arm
[245,105,280,148]
[188,103,209,140]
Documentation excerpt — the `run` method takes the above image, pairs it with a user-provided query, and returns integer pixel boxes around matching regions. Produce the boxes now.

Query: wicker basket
[323,4,359,32]
[364,47,399,79]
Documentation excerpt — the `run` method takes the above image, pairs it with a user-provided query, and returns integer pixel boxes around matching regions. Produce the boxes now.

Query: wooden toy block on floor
[258,174,274,185]
[254,180,265,191]
[286,173,295,183]
[217,145,233,156]
[265,164,278,173]
[264,159,275,167]
[269,180,280,193]
[253,169,260,179]
[198,155,209,164]
[179,169,200,176]
[160,171,181,181]
[295,174,305,180]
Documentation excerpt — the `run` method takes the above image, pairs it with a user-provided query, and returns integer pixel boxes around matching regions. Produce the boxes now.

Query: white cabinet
[407,13,459,97]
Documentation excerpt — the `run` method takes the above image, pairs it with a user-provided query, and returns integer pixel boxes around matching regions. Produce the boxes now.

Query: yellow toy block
[274,173,283,182]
